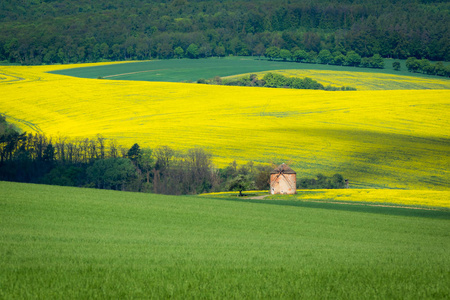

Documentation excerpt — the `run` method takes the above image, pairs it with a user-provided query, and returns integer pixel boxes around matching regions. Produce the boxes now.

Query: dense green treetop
[0,0,448,64]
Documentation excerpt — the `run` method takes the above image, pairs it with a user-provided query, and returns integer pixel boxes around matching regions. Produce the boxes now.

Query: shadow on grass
[217,196,450,220]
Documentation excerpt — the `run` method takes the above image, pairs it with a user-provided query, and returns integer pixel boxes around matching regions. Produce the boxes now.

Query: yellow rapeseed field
[201,189,450,208]
[227,69,450,90]
[293,189,450,208]
[1,64,449,191]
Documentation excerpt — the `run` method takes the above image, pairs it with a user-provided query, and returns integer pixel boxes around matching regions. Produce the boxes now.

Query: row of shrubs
[405,57,450,77]
[198,73,356,91]
[297,173,346,189]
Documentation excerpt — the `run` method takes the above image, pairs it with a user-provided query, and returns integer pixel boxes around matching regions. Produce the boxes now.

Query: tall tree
[138,148,154,184]
[174,46,184,58]
[127,143,142,165]
[317,49,333,64]
[292,49,308,62]
[186,43,200,59]
[279,49,292,61]
[345,51,361,66]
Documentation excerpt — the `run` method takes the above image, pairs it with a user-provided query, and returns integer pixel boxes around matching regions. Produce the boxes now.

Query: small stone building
[270,163,296,195]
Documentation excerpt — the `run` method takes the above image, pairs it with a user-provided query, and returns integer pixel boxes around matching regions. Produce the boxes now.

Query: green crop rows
[1,181,449,299]
[50,56,435,83]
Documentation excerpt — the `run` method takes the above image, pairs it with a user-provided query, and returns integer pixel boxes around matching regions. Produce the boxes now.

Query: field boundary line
[3,114,43,133]
[103,69,168,78]
[0,72,25,83]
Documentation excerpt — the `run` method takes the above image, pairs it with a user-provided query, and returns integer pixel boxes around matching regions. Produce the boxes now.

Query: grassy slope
[1,63,449,189]
[1,181,449,299]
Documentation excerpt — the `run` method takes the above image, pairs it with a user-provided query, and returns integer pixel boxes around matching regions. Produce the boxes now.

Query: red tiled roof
[270,163,296,174]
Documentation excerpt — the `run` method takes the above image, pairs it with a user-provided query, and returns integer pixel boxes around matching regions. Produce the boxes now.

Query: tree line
[0,115,345,195]
[198,73,357,91]
[0,115,270,194]
[405,57,450,76]
[0,0,448,65]
[264,48,385,69]
[297,173,347,189]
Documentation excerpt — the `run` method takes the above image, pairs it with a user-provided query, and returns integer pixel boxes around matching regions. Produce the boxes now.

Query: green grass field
[49,56,446,83]
[1,181,449,299]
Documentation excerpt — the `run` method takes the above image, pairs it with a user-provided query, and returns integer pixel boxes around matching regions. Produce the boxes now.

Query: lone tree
[228,174,251,196]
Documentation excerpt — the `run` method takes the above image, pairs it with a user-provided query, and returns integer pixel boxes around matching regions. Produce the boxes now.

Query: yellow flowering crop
[227,69,450,90]
[1,64,449,191]
[202,189,450,208]
[293,189,450,209]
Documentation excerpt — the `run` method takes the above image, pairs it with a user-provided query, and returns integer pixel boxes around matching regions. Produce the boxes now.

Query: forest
[0,115,345,195]
[0,0,448,65]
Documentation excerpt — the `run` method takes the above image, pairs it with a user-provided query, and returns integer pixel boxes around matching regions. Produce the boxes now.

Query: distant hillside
[0,0,448,64]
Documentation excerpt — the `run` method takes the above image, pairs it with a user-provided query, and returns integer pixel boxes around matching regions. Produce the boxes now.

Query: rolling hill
[1,181,449,298]
[1,60,449,189]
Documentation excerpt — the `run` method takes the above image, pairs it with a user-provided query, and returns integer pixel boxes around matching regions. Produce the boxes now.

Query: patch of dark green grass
[220,195,450,220]
[49,56,447,83]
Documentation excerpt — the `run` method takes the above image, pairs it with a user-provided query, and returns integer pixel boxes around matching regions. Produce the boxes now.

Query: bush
[279,49,292,61]
[265,46,280,60]
[87,158,136,190]
[406,57,420,72]
[317,49,333,64]
[370,54,384,68]
[392,61,401,71]
[345,51,361,67]
[262,72,290,88]
[297,173,346,189]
